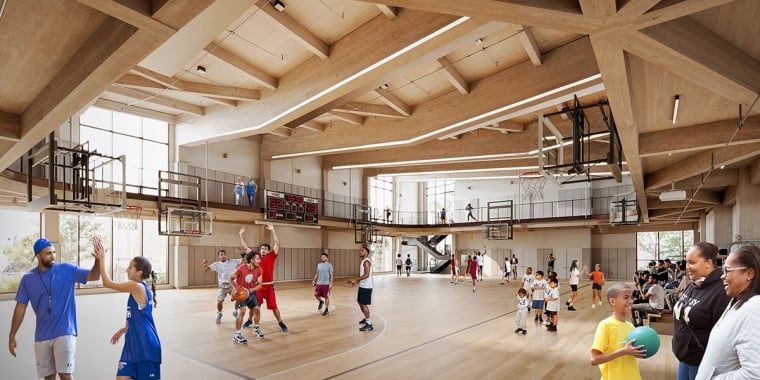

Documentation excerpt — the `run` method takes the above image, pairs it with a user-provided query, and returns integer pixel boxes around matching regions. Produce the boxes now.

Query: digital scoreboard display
[265,190,319,224]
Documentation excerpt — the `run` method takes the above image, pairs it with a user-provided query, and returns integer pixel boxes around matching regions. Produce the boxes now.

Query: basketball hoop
[519,171,546,202]
[114,206,142,230]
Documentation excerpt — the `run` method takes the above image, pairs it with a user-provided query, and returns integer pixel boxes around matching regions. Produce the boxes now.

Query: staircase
[402,235,450,273]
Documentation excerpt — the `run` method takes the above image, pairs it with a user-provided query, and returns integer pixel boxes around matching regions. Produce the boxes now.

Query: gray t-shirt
[316,262,334,285]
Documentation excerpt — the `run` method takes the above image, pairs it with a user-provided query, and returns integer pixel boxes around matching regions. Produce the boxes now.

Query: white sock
[236,330,241,334]
[365,319,372,325]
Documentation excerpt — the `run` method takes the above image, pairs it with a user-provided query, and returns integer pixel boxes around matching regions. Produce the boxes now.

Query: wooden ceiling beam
[269,126,292,138]
[0,112,22,142]
[639,116,760,157]
[297,121,326,132]
[360,0,598,33]
[256,0,329,59]
[203,43,278,90]
[578,0,616,19]
[376,5,397,18]
[645,143,760,191]
[0,1,212,172]
[649,209,703,220]
[624,17,760,107]
[260,37,599,158]
[77,0,175,38]
[590,35,649,220]
[371,88,412,117]
[328,111,365,126]
[94,98,178,123]
[333,102,407,118]
[119,71,260,102]
[595,0,738,36]
[107,85,204,116]
[749,158,760,185]
[673,169,739,190]
[513,24,542,66]
[436,56,469,94]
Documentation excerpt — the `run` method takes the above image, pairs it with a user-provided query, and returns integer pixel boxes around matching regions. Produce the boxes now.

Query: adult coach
[312,252,334,316]
[348,246,374,331]
[240,223,288,334]
[9,238,101,380]
[202,249,242,324]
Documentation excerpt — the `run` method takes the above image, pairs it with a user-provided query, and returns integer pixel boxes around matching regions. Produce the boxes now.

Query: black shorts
[545,310,557,317]
[592,283,602,290]
[396,265,402,271]
[237,292,260,309]
[570,284,578,291]
[357,287,372,305]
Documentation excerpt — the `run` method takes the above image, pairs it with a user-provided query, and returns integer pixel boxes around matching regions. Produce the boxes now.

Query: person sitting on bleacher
[631,274,665,326]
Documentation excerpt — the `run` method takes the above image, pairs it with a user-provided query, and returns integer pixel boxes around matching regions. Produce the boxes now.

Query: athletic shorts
[357,287,373,305]
[257,286,278,310]
[570,284,578,291]
[34,335,76,378]
[545,310,557,317]
[237,291,260,309]
[532,300,545,311]
[117,360,161,380]
[470,271,477,280]
[396,265,402,271]
[592,283,602,290]
[314,284,330,298]
[217,282,233,301]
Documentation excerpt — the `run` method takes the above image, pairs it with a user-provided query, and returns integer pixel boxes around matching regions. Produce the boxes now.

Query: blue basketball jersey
[121,282,161,364]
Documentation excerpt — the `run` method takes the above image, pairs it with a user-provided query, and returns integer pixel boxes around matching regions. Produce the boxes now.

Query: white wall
[271,157,322,189]
[591,232,636,248]
[179,139,259,178]
[326,168,363,199]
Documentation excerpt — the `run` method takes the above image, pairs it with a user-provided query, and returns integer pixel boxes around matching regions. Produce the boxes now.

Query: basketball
[626,326,660,358]
[232,287,249,302]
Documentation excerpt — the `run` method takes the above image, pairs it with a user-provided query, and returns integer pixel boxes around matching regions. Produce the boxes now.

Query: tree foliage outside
[637,230,694,270]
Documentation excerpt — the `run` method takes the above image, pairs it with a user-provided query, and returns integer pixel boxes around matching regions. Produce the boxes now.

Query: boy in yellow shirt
[590,284,647,380]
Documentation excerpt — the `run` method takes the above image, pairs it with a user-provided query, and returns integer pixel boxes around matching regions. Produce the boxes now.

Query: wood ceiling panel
[444,25,533,81]
[627,54,748,134]
[99,93,184,117]
[218,11,313,77]
[0,0,107,113]
[282,0,380,44]
[691,0,760,60]
[179,50,264,89]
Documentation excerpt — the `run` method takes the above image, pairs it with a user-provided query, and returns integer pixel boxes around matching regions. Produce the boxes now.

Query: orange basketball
[232,287,249,302]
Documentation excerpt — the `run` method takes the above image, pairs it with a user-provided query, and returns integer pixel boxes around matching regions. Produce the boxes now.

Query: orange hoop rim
[518,171,544,179]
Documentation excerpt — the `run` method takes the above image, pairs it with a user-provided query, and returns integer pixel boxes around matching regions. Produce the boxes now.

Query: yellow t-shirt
[591,315,641,380]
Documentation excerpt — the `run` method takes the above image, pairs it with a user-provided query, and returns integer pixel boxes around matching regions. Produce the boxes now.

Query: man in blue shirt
[9,238,101,380]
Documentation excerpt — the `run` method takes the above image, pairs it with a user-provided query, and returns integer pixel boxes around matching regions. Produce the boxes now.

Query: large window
[80,107,169,195]
[368,176,393,221]
[636,230,695,270]
[0,210,41,293]
[426,180,455,223]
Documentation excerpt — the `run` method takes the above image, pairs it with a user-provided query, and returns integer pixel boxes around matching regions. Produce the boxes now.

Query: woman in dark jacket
[672,242,730,380]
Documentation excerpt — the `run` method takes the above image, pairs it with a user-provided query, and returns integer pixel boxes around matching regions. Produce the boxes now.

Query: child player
[531,270,547,322]
[514,288,529,335]
[544,278,560,331]
[590,284,646,380]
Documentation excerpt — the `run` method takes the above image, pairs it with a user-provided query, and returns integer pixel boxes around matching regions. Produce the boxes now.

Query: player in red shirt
[240,223,288,335]
[229,252,263,343]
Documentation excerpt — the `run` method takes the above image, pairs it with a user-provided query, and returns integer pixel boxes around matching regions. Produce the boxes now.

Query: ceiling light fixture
[659,182,686,201]
[273,0,285,12]
[672,95,680,125]
[380,83,389,90]
[196,65,206,74]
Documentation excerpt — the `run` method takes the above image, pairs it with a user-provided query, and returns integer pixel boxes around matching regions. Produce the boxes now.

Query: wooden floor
[1,274,677,379]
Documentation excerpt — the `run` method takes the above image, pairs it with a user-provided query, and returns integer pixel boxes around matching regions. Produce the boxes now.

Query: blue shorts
[532,300,545,310]
[117,361,161,379]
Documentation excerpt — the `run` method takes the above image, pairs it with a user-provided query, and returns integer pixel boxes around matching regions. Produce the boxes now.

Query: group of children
[511,264,648,379]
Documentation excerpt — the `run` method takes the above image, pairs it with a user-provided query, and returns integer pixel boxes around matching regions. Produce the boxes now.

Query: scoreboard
[265,190,319,224]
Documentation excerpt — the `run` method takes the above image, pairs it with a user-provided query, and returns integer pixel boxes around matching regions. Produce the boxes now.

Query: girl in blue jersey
[93,237,162,380]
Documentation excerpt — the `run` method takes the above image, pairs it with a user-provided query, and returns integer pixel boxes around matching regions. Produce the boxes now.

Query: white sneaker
[233,332,247,344]
[216,312,223,324]
[598,301,603,306]
[254,326,264,339]
[592,303,596,309]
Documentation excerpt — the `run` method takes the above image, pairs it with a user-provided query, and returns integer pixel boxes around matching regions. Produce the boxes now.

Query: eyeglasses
[722,266,748,276]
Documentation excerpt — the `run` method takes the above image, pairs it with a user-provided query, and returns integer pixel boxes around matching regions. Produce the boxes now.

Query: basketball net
[519,171,546,203]
[114,206,142,230]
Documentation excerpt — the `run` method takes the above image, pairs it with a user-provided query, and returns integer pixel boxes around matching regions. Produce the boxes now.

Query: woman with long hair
[567,260,580,311]
[93,237,161,380]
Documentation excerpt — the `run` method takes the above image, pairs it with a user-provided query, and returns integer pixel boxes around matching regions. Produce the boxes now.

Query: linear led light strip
[387,171,631,182]
[333,131,611,170]
[274,74,604,160]
[377,161,627,177]
[220,16,471,140]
